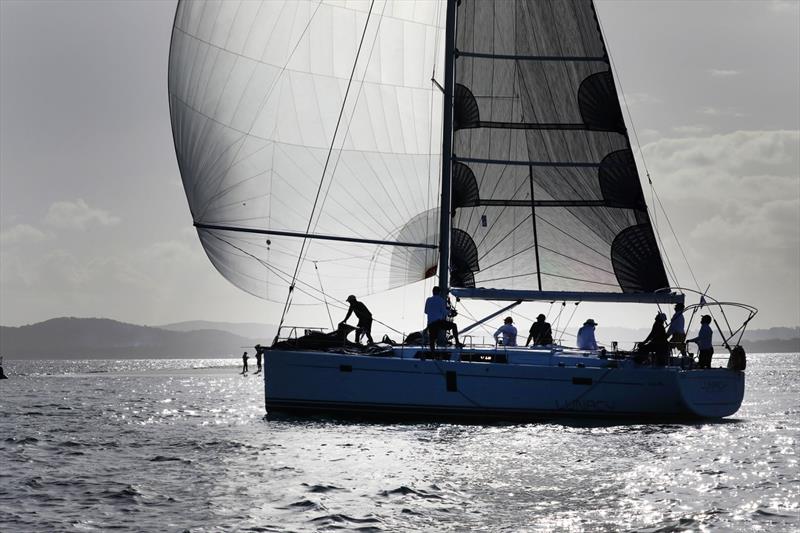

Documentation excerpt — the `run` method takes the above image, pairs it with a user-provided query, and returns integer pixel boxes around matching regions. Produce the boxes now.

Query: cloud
[709,69,741,77]
[44,199,120,230]
[640,130,800,323]
[672,125,709,136]
[770,0,800,13]
[698,106,745,118]
[0,223,48,246]
[621,92,662,107]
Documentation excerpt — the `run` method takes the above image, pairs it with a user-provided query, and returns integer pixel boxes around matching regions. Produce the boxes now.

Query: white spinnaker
[169,0,446,305]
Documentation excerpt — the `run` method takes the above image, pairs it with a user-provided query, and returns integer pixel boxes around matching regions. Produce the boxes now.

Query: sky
[1,0,798,335]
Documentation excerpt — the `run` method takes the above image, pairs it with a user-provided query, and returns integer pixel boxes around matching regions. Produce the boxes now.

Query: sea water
[0,354,797,532]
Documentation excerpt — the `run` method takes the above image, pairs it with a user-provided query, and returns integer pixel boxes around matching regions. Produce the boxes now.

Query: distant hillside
[739,338,800,354]
[0,317,269,359]
[159,320,275,340]
[0,317,797,359]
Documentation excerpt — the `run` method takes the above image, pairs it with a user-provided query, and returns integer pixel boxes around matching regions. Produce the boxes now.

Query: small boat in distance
[168,0,757,420]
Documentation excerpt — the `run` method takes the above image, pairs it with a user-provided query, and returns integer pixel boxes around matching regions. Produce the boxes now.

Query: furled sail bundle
[169,0,447,305]
[444,0,670,298]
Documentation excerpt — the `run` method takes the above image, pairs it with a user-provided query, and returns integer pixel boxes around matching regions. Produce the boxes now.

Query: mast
[438,0,457,294]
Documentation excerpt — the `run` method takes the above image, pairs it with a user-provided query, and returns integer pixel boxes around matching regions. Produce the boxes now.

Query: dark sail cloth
[528,322,553,345]
[637,322,670,365]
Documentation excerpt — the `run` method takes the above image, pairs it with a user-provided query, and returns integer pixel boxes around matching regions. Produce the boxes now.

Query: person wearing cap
[638,312,670,365]
[493,316,518,347]
[341,295,374,344]
[688,315,714,368]
[666,303,687,356]
[526,314,553,347]
[576,319,599,351]
[424,286,463,351]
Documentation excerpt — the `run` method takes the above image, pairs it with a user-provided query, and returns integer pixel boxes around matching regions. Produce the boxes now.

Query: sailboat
[168,0,757,419]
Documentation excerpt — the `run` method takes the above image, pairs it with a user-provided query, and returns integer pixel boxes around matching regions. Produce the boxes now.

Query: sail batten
[457,51,607,62]
[452,288,685,305]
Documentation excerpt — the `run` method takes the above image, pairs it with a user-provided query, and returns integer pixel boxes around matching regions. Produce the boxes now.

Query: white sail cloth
[169,0,446,304]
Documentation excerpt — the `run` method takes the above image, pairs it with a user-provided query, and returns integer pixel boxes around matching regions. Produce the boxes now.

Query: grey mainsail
[444,0,670,297]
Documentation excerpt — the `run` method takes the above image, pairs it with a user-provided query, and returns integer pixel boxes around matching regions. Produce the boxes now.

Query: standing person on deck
[425,286,463,352]
[576,319,600,351]
[494,317,518,346]
[341,295,374,345]
[254,344,263,373]
[638,313,670,366]
[526,314,553,346]
[688,315,714,368]
[666,303,687,356]
[241,351,249,374]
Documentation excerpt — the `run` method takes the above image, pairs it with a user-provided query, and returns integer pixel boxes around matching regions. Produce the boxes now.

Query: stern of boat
[676,369,744,418]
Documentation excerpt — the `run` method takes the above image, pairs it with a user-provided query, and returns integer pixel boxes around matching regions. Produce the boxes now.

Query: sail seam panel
[478,241,616,278]
[170,93,439,156]
[476,271,619,288]
[173,26,441,92]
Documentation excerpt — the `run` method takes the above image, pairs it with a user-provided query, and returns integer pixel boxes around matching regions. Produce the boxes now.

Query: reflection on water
[0,355,797,532]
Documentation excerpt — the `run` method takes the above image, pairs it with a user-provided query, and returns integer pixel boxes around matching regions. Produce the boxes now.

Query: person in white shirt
[494,316,518,346]
[576,319,600,350]
[666,303,686,356]
[688,314,714,368]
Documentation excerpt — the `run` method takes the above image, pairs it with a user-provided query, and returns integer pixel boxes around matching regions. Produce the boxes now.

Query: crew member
[526,314,553,346]
[341,295,374,344]
[494,316,518,346]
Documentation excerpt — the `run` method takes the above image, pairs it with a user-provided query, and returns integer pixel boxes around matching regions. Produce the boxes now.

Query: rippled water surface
[1,355,798,532]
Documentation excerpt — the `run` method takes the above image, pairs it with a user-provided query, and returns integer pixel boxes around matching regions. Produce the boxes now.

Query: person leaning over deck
[494,316,518,347]
[576,319,600,350]
[666,303,687,356]
[341,295,374,345]
[424,286,463,352]
[526,314,553,346]
[688,315,714,368]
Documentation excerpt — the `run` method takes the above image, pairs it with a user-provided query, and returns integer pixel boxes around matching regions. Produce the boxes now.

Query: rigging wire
[276,0,377,333]
[313,261,335,330]
[560,302,581,346]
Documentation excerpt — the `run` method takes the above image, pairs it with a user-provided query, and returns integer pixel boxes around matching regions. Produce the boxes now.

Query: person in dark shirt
[525,314,553,346]
[424,286,462,352]
[241,351,249,374]
[341,295,374,344]
[637,313,670,365]
[254,344,263,373]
